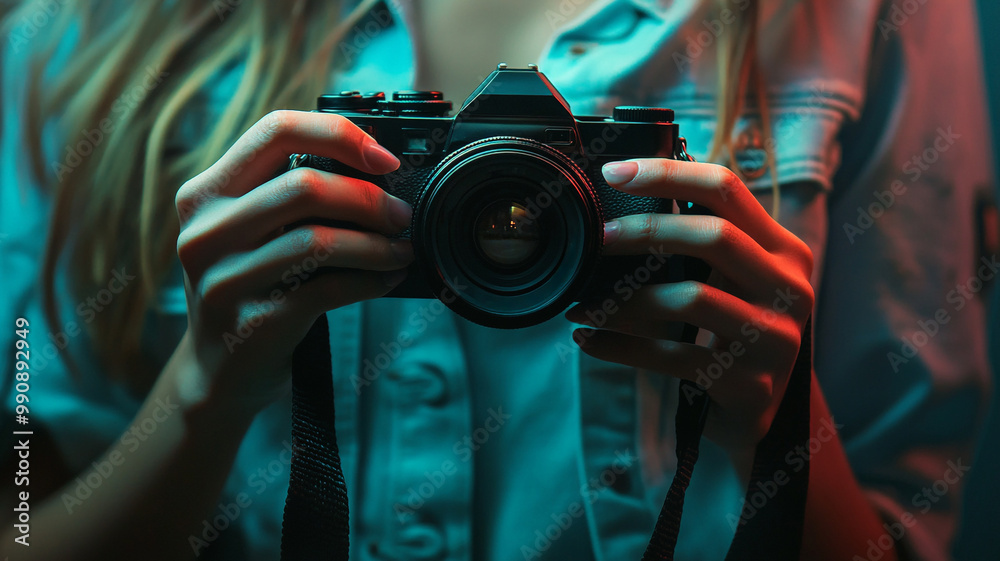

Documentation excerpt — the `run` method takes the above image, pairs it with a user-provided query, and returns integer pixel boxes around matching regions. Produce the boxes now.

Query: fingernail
[604,220,621,246]
[386,196,413,230]
[602,161,638,185]
[383,268,408,288]
[363,137,400,172]
[390,240,414,263]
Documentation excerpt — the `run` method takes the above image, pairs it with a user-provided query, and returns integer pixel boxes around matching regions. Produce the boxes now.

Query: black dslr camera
[291,64,693,328]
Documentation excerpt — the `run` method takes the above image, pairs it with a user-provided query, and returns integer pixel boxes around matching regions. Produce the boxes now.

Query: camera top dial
[317,90,384,112]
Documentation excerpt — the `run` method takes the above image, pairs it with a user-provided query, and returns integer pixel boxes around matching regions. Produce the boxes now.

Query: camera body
[292,64,691,328]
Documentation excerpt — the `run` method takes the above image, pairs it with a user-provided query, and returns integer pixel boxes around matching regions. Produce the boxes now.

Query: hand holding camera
[294,64,687,328]
[173,66,814,462]
[173,106,414,414]
[571,156,814,471]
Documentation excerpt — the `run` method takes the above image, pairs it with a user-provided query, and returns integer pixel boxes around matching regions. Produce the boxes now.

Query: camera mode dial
[612,106,675,123]
[317,91,384,112]
[379,90,453,117]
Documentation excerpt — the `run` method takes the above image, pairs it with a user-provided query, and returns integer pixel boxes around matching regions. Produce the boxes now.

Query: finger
[195,225,413,305]
[233,268,407,355]
[287,267,408,321]
[176,110,400,211]
[566,281,798,345]
[572,328,772,410]
[601,158,779,249]
[176,169,416,271]
[179,166,412,257]
[248,168,412,235]
[601,214,810,304]
[573,328,716,382]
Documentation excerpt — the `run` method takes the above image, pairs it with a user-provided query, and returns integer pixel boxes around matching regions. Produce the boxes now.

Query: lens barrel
[411,137,602,328]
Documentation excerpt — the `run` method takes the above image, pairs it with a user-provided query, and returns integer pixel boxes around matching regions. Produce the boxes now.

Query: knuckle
[356,181,385,218]
[635,213,665,242]
[748,375,775,406]
[255,110,295,146]
[176,227,208,270]
[775,268,814,309]
[174,181,194,215]
[667,281,708,314]
[796,279,816,311]
[794,238,815,277]
[780,272,815,314]
[773,320,804,353]
[174,178,208,223]
[288,225,318,255]
[324,112,351,139]
[285,167,325,205]
[716,166,744,196]
[292,224,336,256]
[703,217,740,249]
[643,158,671,182]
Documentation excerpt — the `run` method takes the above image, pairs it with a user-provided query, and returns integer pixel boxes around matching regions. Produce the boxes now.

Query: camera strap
[642,318,812,561]
[638,198,812,561]
[281,312,351,560]
[280,310,812,561]
[279,143,812,558]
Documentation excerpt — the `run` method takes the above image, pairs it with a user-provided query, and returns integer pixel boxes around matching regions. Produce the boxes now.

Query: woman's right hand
[173,110,412,414]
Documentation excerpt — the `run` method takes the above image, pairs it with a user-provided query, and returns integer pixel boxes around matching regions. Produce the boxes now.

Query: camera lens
[412,137,603,329]
[474,201,541,268]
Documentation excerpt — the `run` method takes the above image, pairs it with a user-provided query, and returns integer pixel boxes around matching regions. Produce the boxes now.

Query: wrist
[162,332,271,428]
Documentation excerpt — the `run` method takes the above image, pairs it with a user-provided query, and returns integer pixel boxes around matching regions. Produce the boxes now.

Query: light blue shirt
[1,1,993,560]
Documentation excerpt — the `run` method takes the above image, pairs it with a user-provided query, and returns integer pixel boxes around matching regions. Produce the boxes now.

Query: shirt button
[388,366,448,405]
[396,523,446,560]
[732,121,769,181]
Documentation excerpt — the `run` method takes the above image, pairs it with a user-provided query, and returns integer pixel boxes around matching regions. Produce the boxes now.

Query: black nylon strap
[280,314,813,561]
[281,313,350,561]
[642,318,813,561]
[640,217,714,561]
[641,381,710,561]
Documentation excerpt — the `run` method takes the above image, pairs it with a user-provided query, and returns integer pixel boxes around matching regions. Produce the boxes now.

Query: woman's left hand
[565,158,815,472]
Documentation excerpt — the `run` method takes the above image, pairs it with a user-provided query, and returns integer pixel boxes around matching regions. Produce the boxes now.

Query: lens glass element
[414,138,603,328]
[474,201,541,268]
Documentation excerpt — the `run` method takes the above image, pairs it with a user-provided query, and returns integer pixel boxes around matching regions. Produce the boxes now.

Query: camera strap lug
[676,137,695,163]
[288,153,309,170]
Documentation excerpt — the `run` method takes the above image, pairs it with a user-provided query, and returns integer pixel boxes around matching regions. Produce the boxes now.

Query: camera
[290,64,693,328]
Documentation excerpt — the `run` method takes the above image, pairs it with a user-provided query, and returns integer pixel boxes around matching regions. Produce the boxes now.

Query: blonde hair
[709,0,780,209]
[3,0,773,389]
